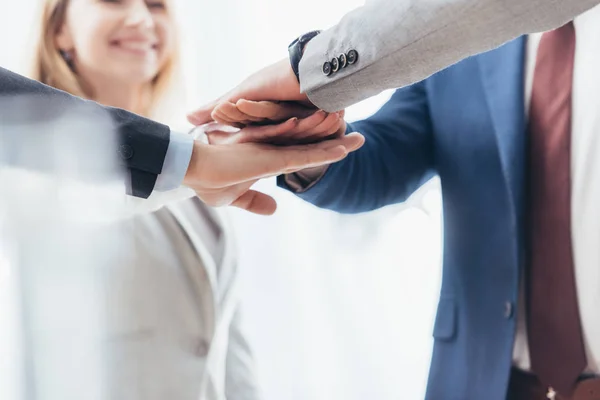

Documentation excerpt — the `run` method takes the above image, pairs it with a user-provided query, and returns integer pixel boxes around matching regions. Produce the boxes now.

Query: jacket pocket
[432,297,457,341]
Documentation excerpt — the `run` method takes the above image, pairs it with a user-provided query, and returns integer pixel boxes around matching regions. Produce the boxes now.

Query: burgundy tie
[526,21,586,397]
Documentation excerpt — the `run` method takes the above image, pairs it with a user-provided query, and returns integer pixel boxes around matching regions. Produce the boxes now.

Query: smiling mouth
[110,40,159,54]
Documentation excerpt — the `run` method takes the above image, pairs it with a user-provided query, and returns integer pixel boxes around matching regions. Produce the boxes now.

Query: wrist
[183,140,206,187]
[274,59,310,104]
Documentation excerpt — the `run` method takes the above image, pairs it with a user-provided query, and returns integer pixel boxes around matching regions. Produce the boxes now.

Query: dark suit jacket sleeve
[278,82,436,214]
[0,67,169,198]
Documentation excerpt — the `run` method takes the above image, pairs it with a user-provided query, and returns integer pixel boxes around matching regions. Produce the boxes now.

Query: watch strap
[288,30,321,82]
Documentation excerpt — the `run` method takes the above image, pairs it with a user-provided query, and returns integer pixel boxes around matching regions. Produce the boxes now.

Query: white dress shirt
[512,5,600,374]
[153,130,194,192]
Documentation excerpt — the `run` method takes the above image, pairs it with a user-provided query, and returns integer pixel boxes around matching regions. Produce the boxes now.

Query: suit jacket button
[338,53,348,69]
[196,339,210,357]
[347,49,359,65]
[504,302,514,319]
[322,61,333,76]
[118,144,134,160]
[331,57,340,73]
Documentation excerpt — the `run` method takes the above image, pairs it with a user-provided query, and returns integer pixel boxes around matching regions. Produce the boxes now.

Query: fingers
[202,99,314,128]
[254,111,345,144]
[231,190,278,215]
[339,132,365,152]
[249,111,329,145]
[266,133,365,177]
[286,110,328,134]
[188,58,311,126]
[314,132,364,155]
[204,117,300,145]
[215,101,263,124]
[212,108,237,125]
[190,133,364,215]
[234,117,299,143]
[188,99,220,126]
[233,111,330,145]
[206,114,343,146]
[236,99,315,122]
[292,112,342,139]
[191,99,315,128]
[192,98,343,146]
[210,133,363,186]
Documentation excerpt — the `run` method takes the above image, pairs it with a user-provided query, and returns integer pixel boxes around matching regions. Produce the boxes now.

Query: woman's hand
[196,100,347,146]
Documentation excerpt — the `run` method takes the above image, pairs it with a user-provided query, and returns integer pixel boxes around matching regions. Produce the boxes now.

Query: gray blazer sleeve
[0,67,170,198]
[299,0,600,111]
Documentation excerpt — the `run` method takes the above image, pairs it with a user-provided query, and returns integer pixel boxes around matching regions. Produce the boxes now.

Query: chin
[116,67,160,85]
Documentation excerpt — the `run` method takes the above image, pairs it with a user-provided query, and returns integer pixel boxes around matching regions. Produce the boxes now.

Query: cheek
[156,20,176,64]
[71,21,112,65]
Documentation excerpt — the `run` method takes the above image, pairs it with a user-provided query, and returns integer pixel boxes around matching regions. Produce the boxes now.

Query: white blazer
[106,196,261,400]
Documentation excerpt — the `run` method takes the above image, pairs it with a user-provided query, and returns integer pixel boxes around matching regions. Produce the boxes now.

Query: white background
[0,1,443,399]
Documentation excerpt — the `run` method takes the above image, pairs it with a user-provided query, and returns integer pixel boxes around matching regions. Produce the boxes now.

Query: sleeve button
[195,339,210,357]
[118,144,134,160]
[331,57,340,73]
[339,53,348,69]
[322,61,333,76]
[347,49,359,65]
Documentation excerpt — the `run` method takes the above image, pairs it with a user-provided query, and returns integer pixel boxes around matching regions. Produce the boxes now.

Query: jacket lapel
[478,37,527,222]
[167,198,220,339]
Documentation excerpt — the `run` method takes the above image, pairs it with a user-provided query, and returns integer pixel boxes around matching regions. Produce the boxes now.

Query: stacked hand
[184,80,355,215]
[188,59,311,127]
[201,101,346,145]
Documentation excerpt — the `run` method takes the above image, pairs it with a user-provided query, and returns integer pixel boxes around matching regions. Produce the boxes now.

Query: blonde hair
[30,0,180,119]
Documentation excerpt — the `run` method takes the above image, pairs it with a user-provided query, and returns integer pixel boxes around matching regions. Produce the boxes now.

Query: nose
[124,0,155,29]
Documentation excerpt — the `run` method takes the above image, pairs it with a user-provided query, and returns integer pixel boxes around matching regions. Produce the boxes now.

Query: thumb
[231,190,278,215]
[188,99,220,126]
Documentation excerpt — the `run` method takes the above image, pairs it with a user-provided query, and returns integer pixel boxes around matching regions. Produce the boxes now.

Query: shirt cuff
[284,166,330,193]
[153,130,194,192]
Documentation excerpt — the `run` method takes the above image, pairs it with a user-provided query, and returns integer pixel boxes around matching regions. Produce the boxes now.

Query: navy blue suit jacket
[280,37,529,400]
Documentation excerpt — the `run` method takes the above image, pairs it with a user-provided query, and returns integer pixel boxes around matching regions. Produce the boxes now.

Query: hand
[209,100,316,127]
[188,59,309,126]
[200,101,346,146]
[183,132,364,215]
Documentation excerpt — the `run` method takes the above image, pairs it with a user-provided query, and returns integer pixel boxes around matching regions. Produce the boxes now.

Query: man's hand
[187,59,309,126]
[208,100,316,127]
[200,102,346,146]
[183,132,363,215]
